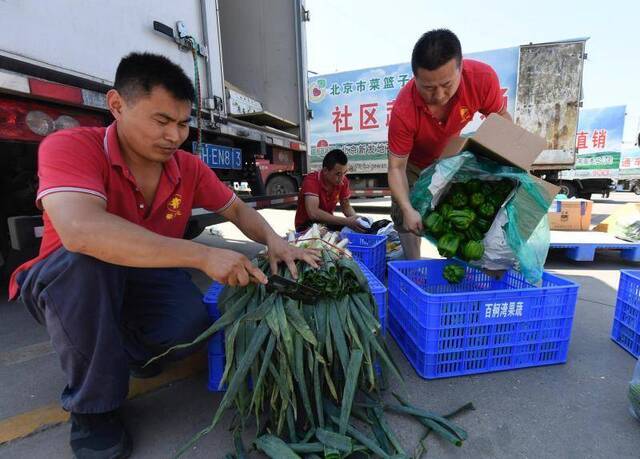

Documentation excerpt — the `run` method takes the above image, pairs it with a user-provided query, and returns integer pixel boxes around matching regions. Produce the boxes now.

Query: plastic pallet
[347,233,387,281]
[387,259,579,379]
[611,270,640,358]
[549,242,640,262]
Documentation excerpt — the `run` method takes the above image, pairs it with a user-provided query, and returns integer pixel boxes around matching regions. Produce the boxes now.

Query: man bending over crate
[294,148,369,233]
[8,52,319,459]
[388,29,512,259]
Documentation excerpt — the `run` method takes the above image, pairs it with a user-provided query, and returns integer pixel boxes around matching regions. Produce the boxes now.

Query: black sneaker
[128,360,163,379]
[70,410,132,459]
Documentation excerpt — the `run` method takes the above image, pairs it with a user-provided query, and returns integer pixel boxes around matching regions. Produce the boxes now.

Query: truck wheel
[266,175,297,196]
[633,183,640,195]
[558,182,577,198]
[183,220,205,240]
[577,192,592,200]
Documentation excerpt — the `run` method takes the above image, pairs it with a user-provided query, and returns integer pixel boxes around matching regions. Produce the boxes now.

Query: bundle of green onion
[150,236,472,458]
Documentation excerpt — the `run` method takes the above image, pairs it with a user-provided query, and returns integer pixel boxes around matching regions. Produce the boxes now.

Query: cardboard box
[441,114,561,240]
[548,199,593,230]
[594,203,640,235]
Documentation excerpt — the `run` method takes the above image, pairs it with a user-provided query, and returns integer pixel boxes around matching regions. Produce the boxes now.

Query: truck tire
[633,183,640,195]
[183,220,205,240]
[577,192,592,200]
[558,181,577,198]
[265,175,297,196]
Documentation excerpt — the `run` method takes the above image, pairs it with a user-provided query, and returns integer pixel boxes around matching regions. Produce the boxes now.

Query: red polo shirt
[388,58,504,169]
[9,122,236,300]
[294,170,351,229]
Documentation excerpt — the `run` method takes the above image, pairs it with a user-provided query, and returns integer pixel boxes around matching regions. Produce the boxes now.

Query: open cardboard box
[440,114,560,240]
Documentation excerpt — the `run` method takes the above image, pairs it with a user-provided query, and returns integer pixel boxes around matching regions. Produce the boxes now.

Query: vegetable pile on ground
[421,179,514,284]
[150,227,474,458]
[630,380,640,421]
[630,359,640,422]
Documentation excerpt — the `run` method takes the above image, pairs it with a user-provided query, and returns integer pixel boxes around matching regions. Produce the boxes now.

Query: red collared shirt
[294,170,351,229]
[9,122,236,299]
[388,59,504,169]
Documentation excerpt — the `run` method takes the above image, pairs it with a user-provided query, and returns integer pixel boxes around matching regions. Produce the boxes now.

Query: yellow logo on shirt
[165,194,183,220]
[460,107,472,123]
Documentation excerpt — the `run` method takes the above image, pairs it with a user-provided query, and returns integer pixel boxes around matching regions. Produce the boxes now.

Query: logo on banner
[309,79,327,103]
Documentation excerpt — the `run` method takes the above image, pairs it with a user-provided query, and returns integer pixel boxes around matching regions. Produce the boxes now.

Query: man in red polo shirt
[294,149,366,233]
[388,29,512,259]
[10,53,318,459]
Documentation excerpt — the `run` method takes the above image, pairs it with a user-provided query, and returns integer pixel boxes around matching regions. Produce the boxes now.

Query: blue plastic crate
[204,282,224,320]
[357,260,387,334]
[387,259,579,379]
[611,270,640,358]
[347,233,387,282]
[208,353,226,392]
[203,282,225,357]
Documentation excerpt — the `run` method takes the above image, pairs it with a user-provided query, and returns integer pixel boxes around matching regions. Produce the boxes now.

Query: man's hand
[201,248,268,287]
[346,215,367,232]
[402,207,423,236]
[266,235,321,279]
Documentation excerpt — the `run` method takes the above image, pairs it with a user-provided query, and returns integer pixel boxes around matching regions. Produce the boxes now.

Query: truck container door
[514,39,587,170]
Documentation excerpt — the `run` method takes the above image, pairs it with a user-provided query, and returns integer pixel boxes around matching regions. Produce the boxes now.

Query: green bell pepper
[448,209,476,230]
[464,179,482,194]
[478,202,496,218]
[443,264,466,284]
[461,240,485,261]
[465,225,484,242]
[423,212,445,236]
[475,217,492,233]
[438,203,454,220]
[469,192,485,208]
[437,234,461,258]
[447,191,469,209]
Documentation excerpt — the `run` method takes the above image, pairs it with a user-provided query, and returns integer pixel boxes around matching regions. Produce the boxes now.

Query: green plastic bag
[410,151,555,284]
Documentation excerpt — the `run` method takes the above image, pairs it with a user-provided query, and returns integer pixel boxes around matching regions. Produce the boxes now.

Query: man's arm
[42,192,268,286]
[388,153,422,234]
[304,195,362,231]
[340,199,357,218]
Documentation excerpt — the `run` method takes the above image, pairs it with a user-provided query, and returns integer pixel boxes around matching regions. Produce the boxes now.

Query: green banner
[575,151,620,170]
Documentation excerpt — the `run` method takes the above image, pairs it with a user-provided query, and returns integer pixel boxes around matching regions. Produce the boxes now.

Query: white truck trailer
[0,0,311,278]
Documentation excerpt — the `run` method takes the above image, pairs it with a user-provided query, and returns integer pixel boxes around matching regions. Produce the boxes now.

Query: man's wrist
[399,202,414,214]
[264,231,283,247]
[194,246,214,271]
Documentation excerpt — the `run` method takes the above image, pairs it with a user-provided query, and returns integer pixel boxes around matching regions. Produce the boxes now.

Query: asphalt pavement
[1,193,639,458]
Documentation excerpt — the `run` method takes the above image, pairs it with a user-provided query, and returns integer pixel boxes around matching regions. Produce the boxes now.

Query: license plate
[195,142,243,170]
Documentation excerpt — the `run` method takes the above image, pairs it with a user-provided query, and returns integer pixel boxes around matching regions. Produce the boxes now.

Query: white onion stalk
[336,238,350,250]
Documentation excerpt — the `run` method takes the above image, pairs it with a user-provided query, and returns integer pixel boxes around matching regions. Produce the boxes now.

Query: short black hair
[114,52,195,103]
[322,149,348,170]
[411,29,462,74]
